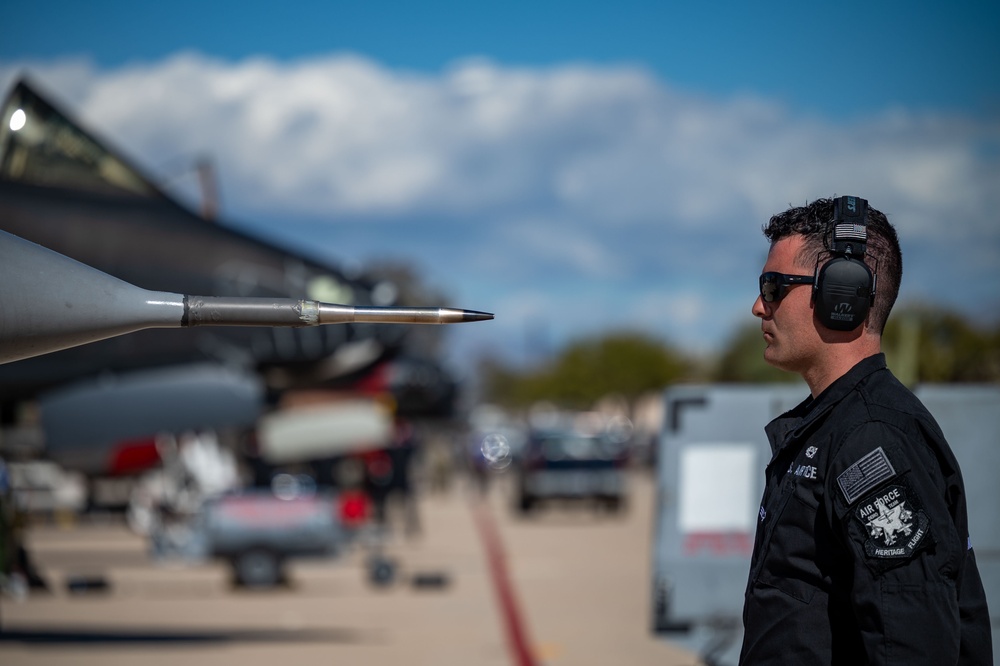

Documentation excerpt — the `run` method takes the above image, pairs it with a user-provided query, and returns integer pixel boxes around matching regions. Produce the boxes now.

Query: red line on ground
[471,499,538,666]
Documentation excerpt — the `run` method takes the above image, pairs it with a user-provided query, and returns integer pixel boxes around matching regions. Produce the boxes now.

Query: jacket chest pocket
[750,477,825,603]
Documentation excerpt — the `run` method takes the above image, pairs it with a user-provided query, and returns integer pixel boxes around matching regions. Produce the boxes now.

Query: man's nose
[752,294,769,319]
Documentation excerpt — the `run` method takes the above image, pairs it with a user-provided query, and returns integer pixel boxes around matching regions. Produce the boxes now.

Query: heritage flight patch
[854,484,930,559]
[837,446,896,504]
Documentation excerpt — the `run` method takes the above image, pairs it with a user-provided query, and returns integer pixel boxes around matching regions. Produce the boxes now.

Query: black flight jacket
[739,354,992,665]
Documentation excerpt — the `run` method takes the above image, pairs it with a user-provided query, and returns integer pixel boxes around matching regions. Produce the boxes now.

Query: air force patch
[854,484,930,559]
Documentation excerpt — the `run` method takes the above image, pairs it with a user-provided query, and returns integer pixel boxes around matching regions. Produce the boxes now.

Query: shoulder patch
[837,446,896,504]
[854,484,930,560]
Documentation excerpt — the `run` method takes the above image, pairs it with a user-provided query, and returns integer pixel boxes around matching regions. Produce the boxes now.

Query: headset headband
[830,195,869,258]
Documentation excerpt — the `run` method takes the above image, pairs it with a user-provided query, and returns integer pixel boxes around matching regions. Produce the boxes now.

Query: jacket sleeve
[827,420,964,665]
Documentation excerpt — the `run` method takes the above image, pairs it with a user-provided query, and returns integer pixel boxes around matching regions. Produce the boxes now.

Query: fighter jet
[0,77,472,482]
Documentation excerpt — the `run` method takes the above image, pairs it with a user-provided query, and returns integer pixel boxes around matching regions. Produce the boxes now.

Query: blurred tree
[882,306,1000,384]
[480,331,690,410]
[712,323,799,383]
[712,306,1000,384]
[479,306,999,411]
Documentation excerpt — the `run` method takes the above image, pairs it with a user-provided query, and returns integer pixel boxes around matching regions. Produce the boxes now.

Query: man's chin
[763,347,792,372]
[763,344,778,365]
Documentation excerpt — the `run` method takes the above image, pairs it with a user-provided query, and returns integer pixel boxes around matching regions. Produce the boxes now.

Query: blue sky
[2,1,999,372]
[5,2,999,117]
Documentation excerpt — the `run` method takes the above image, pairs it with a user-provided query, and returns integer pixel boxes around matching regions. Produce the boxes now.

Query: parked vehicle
[515,421,629,514]
[201,486,347,587]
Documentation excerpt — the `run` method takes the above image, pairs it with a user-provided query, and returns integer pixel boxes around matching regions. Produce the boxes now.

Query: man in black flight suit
[739,196,992,665]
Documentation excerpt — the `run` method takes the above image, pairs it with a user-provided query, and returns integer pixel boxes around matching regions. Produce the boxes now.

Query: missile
[0,228,493,364]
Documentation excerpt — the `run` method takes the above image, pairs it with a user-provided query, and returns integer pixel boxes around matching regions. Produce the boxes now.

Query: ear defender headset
[813,195,876,331]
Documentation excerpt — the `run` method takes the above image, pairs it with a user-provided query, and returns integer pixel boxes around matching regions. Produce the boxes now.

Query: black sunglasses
[759,271,815,303]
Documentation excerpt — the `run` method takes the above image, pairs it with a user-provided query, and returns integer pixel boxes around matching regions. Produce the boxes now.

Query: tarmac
[0,470,701,666]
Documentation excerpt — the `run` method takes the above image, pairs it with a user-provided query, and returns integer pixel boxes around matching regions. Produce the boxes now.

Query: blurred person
[466,432,491,496]
[387,417,420,537]
[740,196,991,664]
[0,457,47,597]
[0,456,13,591]
[363,448,394,525]
[424,432,455,494]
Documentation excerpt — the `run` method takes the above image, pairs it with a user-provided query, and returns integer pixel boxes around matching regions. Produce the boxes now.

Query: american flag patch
[837,447,896,504]
[834,223,867,242]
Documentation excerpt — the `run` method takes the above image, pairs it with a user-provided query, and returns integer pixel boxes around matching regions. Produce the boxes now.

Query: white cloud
[499,219,626,279]
[2,53,997,360]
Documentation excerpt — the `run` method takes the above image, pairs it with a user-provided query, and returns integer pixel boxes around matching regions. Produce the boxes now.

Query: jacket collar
[810,353,886,410]
[766,353,887,453]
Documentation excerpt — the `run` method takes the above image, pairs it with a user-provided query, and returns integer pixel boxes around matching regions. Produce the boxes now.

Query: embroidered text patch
[854,484,930,559]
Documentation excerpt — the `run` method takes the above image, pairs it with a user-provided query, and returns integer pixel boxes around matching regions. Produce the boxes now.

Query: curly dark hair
[763,197,902,335]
